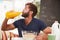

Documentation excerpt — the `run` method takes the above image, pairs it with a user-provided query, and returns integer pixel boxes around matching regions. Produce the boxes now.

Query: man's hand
[35,27,51,40]
[35,33,48,40]
[36,35,43,40]
[43,27,51,34]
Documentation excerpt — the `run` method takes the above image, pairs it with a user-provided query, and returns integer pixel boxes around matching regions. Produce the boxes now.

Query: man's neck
[25,17,33,25]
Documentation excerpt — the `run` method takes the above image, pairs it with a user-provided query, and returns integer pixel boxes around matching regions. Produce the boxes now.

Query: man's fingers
[35,35,43,40]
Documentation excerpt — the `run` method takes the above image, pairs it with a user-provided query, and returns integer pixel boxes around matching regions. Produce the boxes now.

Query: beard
[22,12,29,18]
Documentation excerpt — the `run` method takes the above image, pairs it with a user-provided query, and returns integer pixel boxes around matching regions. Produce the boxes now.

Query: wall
[40,0,60,26]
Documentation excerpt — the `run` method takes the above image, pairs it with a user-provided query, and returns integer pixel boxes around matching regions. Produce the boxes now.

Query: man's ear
[31,11,33,13]
[30,11,33,15]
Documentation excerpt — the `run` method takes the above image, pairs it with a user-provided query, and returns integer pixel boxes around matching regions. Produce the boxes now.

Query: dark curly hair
[26,3,37,17]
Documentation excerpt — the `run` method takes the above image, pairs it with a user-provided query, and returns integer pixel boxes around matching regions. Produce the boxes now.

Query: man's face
[22,5,30,18]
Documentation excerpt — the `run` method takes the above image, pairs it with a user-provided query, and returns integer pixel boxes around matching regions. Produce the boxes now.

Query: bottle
[58,24,60,40]
[6,10,22,19]
[52,21,59,40]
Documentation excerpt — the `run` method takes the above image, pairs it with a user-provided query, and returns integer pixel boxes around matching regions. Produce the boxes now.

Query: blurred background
[40,0,60,26]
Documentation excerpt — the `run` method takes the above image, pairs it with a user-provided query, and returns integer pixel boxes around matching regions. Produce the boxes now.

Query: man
[2,3,51,40]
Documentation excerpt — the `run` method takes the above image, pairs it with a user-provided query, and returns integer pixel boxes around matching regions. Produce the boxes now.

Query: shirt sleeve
[13,20,19,28]
[39,21,47,31]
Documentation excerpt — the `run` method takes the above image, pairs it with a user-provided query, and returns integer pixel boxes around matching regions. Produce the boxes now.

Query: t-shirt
[13,18,47,37]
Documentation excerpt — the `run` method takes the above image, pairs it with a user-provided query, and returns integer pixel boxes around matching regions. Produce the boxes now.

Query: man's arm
[36,27,51,40]
[1,18,15,31]
[43,27,51,34]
